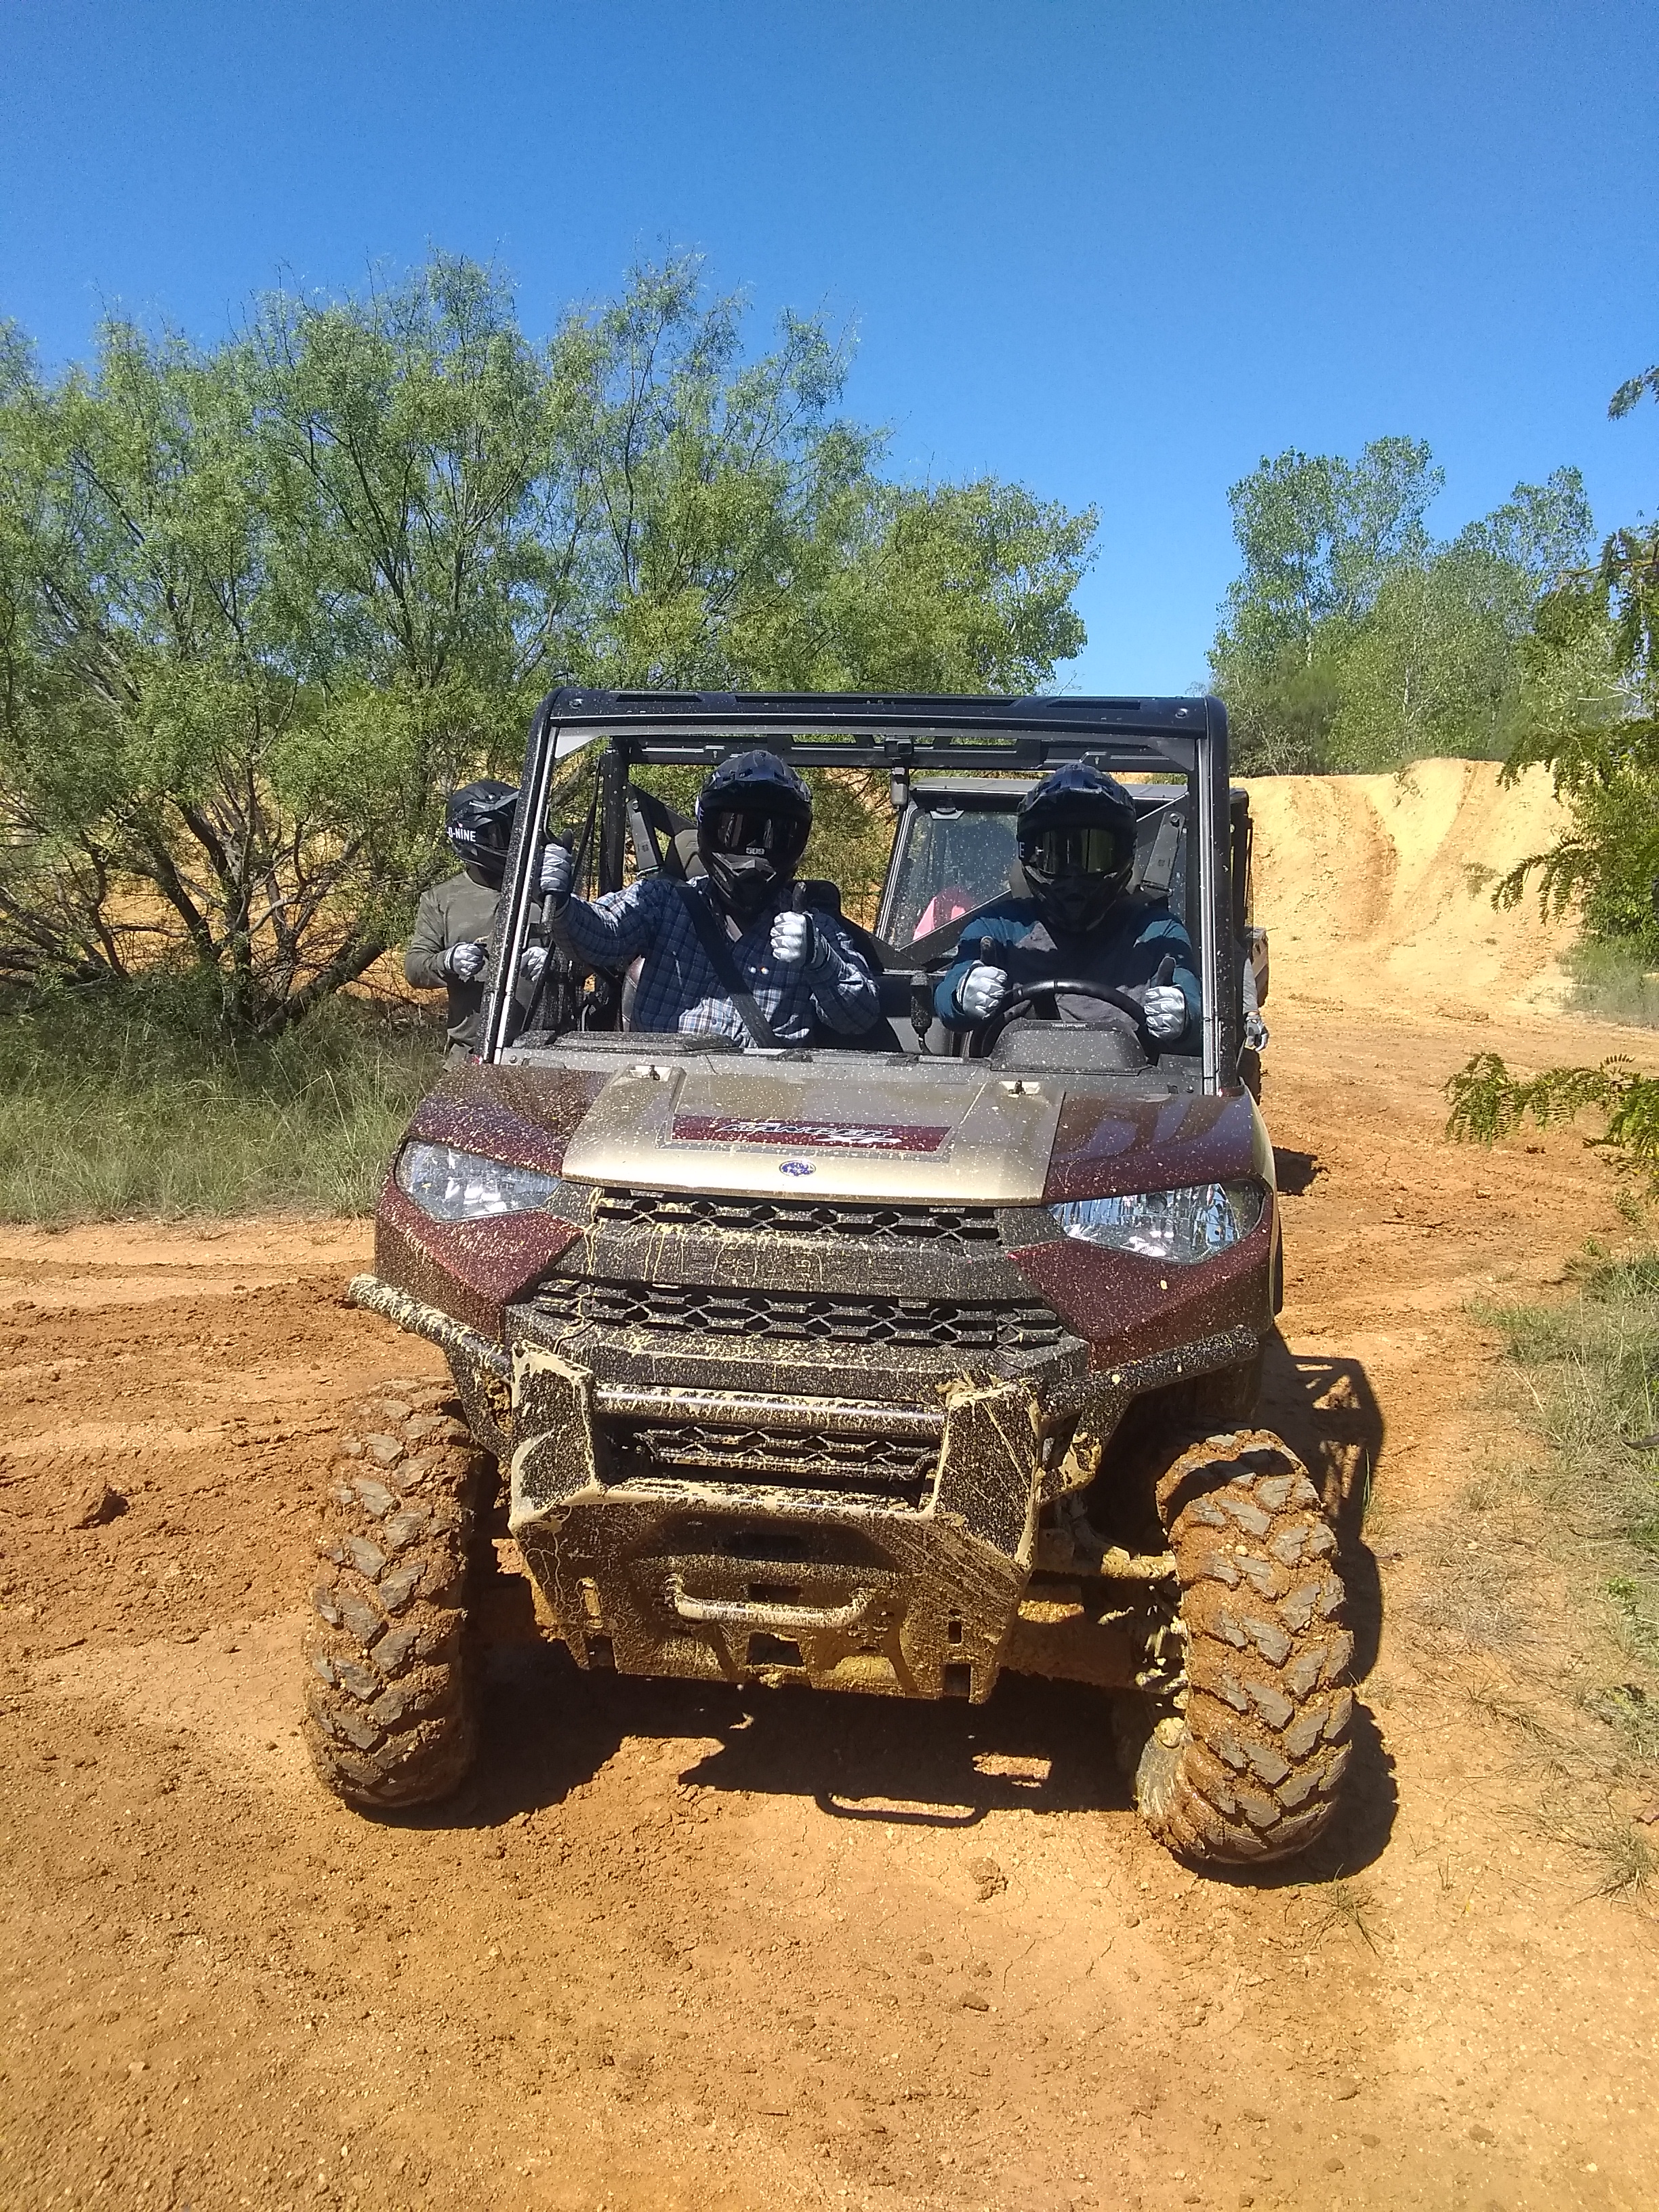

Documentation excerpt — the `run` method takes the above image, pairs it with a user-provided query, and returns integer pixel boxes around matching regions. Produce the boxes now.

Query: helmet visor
[705,807,808,863]
[1021,823,1134,881]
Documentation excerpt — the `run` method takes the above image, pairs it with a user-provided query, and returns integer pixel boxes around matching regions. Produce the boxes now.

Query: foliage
[1492,358,1659,956]
[1485,1250,1659,1685]
[1477,1252,1659,1895]
[0,253,1095,1036]
[1446,1050,1659,1189]
[1211,440,1593,773]
[0,981,438,1222]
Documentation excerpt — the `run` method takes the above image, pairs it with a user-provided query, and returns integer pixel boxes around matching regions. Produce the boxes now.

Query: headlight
[395,1141,560,1223]
[1048,1181,1265,1264]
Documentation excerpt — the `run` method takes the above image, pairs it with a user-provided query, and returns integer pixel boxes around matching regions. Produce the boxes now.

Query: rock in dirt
[966,1853,1006,1902]
[65,1481,126,1531]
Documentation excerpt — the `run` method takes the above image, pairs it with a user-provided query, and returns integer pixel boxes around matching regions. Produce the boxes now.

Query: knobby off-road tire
[303,1380,490,1809]
[1134,1429,1353,1865]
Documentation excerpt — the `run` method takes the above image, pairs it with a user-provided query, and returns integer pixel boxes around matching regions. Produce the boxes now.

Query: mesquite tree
[0,254,1094,1035]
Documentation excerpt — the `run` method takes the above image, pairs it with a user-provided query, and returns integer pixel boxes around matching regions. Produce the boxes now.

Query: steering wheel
[968,976,1155,1059]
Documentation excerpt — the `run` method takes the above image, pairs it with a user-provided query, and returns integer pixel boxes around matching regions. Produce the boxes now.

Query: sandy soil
[3,769,1658,2212]
[1243,758,1577,1019]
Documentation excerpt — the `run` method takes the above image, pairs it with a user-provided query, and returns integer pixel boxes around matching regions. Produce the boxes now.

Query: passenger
[405,780,549,1050]
[539,752,879,1046]
[936,763,1197,1048]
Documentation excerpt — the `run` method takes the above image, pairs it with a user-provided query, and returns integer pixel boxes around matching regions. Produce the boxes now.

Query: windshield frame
[478,691,1236,1094]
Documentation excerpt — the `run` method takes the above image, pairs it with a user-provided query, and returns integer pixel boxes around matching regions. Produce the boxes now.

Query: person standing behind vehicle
[936,762,1197,1046]
[405,780,546,1050]
[539,751,879,1046]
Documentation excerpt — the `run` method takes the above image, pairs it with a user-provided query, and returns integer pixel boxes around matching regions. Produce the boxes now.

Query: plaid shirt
[550,877,880,1046]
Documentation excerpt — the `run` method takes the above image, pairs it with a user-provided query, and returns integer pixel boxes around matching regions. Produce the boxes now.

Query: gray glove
[1142,983,1187,1042]
[518,944,548,988]
[443,940,487,982]
[539,842,572,901]
[769,909,819,968]
[958,962,1008,1022]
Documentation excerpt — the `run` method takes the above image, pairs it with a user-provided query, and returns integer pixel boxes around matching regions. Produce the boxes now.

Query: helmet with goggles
[1017,762,1139,937]
[445,779,519,887]
[695,750,814,918]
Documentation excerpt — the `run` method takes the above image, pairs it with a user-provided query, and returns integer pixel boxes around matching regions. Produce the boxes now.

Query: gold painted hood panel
[558,1057,1063,1203]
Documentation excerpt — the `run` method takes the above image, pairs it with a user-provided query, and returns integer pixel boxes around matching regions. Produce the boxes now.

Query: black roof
[536,687,1225,773]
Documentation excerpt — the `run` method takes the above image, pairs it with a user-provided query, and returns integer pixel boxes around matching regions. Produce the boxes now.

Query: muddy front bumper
[349,1267,1103,1702]
[508,1339,1059,1700]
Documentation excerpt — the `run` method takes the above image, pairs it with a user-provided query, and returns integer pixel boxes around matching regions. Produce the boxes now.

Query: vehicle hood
[413,1053,1266,1208]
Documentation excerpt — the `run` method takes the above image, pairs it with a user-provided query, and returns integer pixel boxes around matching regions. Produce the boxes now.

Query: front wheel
[303,1380,490,1809]
[1132,1429,1353,1864]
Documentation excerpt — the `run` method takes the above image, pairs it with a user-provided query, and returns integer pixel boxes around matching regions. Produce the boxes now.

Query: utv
[308,691,1351,1866]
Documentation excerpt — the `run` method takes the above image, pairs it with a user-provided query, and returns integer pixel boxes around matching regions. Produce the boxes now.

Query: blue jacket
[935,895,1200,1042]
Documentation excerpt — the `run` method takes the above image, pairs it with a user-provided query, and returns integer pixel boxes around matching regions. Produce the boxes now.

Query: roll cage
[480,688,1241,1094]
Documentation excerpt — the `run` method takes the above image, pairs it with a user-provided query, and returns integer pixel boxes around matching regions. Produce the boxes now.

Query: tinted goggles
[705,807,806,858]
[1021,825,1133,878]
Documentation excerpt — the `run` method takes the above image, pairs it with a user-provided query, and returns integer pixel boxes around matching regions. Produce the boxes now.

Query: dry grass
[0,986,441,1223]
[1563,939,1659,1031]
[1467,1255,1659,1906]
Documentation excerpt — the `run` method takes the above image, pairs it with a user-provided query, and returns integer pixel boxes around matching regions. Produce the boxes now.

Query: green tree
[1211,441,1591,773]
[1446,356,1659,1178]
[0,253,1096,1034]
[1329,469,1595,767]
[1493,363,1659,952]
[1210,436,1441,769]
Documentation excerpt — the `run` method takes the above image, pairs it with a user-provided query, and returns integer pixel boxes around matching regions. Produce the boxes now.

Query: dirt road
[4,997,1658,2209]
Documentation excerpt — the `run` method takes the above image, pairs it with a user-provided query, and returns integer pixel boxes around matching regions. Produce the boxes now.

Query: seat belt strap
[676,885,782,1050]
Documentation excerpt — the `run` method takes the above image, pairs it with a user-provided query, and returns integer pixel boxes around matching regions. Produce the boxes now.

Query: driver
[539,750,879,1046]
[935,762,1198,1046]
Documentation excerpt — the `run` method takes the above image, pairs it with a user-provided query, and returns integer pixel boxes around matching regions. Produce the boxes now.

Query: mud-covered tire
[1134,1429,1353,1865]
[302,1379,489,1810]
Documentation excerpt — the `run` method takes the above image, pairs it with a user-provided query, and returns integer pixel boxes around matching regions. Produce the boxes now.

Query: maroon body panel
[372,1063,606,1338]
[1006,1218,1273,1367]
[405,1065,609,1172]
[375,1184,581,1339]
[1042,1086,1267,1206]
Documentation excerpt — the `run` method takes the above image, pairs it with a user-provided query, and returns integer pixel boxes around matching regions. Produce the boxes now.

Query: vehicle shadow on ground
[438,1643,1133,1832]
[1259,1334,1385,1681]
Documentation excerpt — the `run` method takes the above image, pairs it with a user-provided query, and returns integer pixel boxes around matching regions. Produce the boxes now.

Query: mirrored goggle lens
[709,808,799,857]
[1024,825,1130,878]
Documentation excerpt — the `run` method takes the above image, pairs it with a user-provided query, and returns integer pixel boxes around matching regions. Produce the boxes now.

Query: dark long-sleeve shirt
[935,894,1200,1044]
[551,876,880,1046]
[404,872,502,1045]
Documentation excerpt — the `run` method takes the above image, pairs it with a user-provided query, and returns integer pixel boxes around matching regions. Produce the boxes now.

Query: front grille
[593,1187,1000,1244]
[605,1418,935,1500]
[537,1276,1063,1353]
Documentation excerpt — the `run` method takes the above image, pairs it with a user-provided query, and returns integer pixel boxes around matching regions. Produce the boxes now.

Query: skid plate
[506,1341,1044,1700]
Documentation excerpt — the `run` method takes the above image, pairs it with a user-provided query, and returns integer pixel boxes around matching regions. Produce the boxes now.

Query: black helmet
[1017,762,1139,937]
[445,779,519,886]
[695,750,813,918]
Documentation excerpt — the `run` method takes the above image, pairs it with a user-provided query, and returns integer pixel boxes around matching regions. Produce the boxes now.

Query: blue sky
[3,0,1656,692]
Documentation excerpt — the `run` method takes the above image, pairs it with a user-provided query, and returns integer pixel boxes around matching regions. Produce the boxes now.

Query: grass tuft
[1311,1879,1381,1954]
[0,983,441,1223]
[1563,940,1659,1030]
[1479,1254,1659,1910]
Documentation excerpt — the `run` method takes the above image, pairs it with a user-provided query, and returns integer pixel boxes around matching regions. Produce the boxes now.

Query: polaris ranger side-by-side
[306,691,1351,1865]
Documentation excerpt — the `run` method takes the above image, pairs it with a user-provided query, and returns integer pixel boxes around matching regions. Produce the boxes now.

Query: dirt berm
[1244,757,1575,1018]
[2,759,1656,2212]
